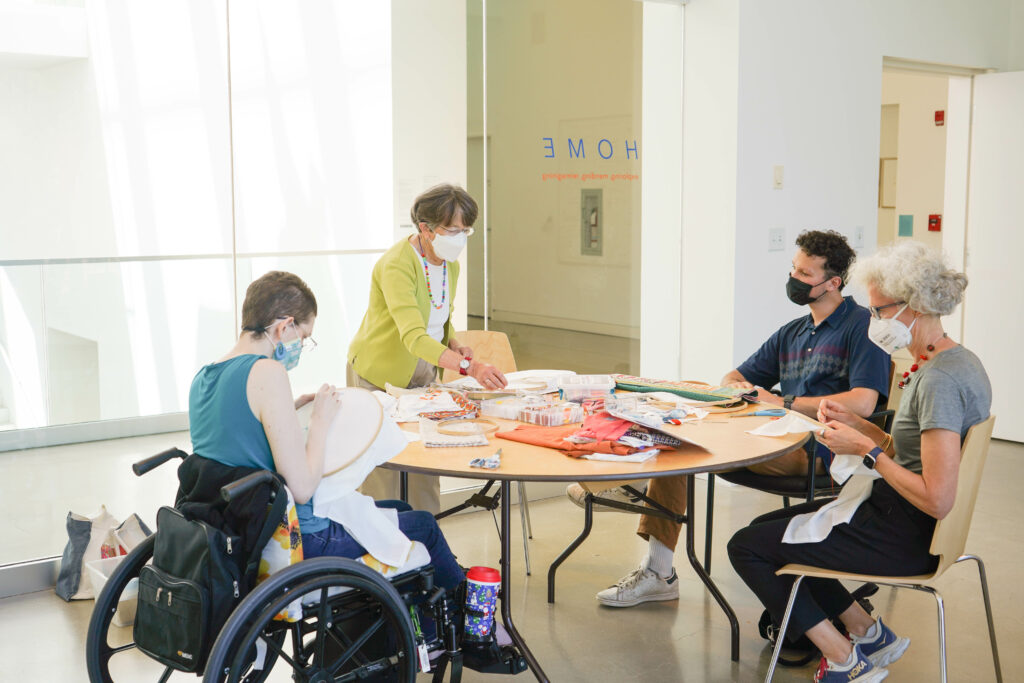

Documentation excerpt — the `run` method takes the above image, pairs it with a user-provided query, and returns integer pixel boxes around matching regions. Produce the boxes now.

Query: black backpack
[758,583,877,667]
[133,455,286,673]
[134,506,244,672]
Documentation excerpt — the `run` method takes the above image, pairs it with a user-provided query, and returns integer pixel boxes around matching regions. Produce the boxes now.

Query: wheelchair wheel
[85,534,281,682]
[204,557,417,683]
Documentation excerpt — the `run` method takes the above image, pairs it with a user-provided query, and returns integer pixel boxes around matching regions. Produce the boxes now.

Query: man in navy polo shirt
[595,230,890,608]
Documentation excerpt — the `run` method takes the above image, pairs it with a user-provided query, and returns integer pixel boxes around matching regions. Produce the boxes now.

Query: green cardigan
[348,239,458,389]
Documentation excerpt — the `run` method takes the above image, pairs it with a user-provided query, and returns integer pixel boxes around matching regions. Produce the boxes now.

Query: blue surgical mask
[269,322,303,371]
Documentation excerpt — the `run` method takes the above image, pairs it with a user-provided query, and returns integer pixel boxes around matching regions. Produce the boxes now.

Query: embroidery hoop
[296,387,384,476]
[436,417,500,436]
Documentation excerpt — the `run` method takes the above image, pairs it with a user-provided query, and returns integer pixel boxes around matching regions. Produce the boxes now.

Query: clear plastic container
[557,374,616,403]
[478,396,530,420]
[517,402,584,426]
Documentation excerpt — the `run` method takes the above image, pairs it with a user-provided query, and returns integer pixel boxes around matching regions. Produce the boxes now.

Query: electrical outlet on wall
[852,225,864,249]
[768,228,786,252]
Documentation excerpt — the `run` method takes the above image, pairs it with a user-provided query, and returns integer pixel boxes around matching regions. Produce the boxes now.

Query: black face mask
[786,275,828,306]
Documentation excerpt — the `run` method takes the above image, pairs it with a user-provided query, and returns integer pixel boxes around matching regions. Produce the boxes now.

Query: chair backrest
[929,414,996,573]
[440,330,517,383]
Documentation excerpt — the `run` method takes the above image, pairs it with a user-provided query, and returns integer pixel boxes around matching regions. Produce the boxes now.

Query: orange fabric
[495,424,674,458]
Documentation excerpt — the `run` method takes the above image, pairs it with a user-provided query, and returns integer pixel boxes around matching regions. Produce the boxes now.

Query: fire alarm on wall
[929,214,942,232]
[935,110,945,126]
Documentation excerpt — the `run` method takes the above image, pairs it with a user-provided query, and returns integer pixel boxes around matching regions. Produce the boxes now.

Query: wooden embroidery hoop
[297,387,384,477]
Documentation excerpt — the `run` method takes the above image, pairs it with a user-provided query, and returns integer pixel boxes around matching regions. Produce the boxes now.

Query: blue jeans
[302,500,465,590]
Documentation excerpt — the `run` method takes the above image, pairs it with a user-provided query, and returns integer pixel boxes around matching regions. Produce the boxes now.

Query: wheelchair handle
[221,470,277,502]
[133,447,189,476]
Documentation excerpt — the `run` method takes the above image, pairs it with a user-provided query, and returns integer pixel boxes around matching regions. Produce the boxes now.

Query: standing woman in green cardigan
[348,184,508,513]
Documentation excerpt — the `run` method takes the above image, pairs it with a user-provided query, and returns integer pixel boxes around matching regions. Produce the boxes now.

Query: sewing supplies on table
[469,449,502,469]
[729,409,788,418]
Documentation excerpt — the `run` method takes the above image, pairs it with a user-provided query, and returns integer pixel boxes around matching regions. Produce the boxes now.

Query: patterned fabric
[257,490,304,622]
[612,375,748,402]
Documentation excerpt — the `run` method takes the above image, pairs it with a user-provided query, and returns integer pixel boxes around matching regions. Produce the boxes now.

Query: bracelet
[879,433,893,453]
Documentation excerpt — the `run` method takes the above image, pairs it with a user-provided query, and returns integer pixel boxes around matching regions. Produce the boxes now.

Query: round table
[383,408,811,682]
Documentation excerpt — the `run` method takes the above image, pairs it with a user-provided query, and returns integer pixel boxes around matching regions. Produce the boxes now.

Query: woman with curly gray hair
[728,241,992,682]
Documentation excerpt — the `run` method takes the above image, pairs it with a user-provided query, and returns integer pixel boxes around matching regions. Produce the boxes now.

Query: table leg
[499,480,548,682]
[546,495,594,604]
[400,471,408,504]
[685,474,739,661]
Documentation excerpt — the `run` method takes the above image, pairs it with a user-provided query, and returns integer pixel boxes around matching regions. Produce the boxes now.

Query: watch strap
[783,394,795,410]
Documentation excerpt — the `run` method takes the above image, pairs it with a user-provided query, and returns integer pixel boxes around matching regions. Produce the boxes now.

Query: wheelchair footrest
[461,641,528,675]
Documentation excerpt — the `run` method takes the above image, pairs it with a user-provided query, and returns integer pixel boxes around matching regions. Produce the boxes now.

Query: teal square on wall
[898,214,913,237]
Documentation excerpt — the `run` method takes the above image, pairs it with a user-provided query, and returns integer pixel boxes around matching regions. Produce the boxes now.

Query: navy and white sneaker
[852,617,910,668]
[813,644,888,683]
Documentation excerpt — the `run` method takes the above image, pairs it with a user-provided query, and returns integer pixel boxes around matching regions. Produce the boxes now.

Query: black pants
[727,480,938,639]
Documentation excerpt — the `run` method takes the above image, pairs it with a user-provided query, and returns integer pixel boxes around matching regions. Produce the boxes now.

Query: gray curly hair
[851,241,967,316]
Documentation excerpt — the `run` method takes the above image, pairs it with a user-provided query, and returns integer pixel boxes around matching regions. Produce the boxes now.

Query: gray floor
[2,439,1018,682]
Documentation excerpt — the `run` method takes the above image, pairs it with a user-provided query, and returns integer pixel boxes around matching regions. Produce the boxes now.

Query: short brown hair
[410,184,478,230]
[795,229,856,289]
[241,271,317,333]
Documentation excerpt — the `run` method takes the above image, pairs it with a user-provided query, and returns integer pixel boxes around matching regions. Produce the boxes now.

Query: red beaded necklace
[417,236,447,310]
[898,333,949,389]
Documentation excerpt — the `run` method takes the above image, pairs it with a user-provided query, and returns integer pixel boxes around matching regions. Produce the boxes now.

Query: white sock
[646,537,674,578]
[828,648,858,670]
[852,617,881,643]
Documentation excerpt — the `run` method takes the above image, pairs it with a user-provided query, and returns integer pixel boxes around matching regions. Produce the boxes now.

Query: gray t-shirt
[891,345,992,474]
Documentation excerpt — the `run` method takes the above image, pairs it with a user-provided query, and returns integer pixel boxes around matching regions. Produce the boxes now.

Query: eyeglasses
[300,336,317,352]
[436,226,475,237]
[868,301,906,319]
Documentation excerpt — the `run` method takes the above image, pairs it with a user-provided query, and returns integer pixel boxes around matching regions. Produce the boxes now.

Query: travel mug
[463,566,501,641]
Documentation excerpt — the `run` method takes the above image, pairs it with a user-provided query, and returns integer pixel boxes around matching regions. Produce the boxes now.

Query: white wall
[391,0,468,332]
[718,0,1019,375]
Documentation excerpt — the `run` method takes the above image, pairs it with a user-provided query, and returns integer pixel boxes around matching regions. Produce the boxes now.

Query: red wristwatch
[459,358,471,376]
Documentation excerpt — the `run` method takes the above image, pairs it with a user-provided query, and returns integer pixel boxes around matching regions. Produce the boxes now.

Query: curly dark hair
[795,229,856,289]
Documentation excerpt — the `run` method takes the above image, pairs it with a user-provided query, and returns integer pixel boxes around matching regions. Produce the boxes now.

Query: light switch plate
[852,225,864,249]
[773,165,784,190]
[769,228,786,252]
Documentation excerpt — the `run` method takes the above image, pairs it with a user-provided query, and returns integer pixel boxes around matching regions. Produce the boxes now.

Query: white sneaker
[566,483,647,513]
[596,560,678,607]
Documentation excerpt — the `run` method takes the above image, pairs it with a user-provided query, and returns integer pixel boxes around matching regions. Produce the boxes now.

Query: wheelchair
[86,448,528,682]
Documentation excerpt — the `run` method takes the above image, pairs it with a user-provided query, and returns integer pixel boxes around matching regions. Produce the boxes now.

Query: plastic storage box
[87,556,139,627]
[517,402,584,426]
[557,374,616,403]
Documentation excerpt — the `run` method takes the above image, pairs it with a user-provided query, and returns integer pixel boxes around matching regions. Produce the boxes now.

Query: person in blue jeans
[188,270,463,589]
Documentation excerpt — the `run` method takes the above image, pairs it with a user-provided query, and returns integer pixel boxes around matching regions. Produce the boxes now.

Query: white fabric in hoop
[298,388,413,567]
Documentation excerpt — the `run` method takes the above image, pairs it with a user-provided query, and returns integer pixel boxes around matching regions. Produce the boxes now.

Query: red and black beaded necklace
[898,333,949,389]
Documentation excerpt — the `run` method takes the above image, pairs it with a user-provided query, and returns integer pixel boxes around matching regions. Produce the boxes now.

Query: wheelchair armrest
[221,470,277,502]
[133,447,189,476]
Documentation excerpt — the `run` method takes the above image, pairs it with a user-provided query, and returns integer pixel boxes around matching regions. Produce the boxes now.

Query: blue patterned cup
[463,566,500,641]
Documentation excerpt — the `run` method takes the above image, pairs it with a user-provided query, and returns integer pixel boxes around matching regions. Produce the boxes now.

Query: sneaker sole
[596,590,679,608]
[866,637,910,668]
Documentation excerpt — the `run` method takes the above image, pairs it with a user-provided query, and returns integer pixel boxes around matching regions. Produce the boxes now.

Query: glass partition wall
[466,0,642,375]
[0,1,392,567]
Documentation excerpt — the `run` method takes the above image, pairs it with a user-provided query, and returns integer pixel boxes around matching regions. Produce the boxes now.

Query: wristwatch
[863,446,884,470]
[459,358,471,376]
[783,394,795,410]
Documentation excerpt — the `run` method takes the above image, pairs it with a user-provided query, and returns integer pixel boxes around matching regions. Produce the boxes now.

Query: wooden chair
[439,330,535,573]
[764,415,1001,683]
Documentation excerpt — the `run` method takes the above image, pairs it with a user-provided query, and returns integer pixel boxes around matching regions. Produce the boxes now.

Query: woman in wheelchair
[188,269,464,590]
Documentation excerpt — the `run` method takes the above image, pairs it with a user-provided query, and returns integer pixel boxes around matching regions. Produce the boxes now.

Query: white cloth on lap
[782,454,882,544]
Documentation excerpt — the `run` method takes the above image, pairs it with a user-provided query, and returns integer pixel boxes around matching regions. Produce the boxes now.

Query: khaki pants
[348,360,441,515]
[636,447,825,550]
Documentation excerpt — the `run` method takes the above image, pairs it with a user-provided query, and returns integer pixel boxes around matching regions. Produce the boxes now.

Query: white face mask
[867,304,917,354]
[431,231,467,262]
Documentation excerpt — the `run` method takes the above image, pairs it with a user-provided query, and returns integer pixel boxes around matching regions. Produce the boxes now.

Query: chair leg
[519,480,534,538]
[782,496,790,509]
[704,474,715,574]
[765,575,804,682]
[919,586,947,683]
[958,555,1003,682]
[517,481,531,576]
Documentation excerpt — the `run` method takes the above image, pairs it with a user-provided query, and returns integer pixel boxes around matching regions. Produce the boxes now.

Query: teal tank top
[188,354,328,533]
